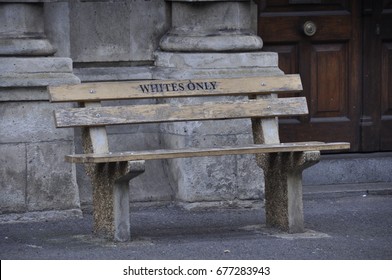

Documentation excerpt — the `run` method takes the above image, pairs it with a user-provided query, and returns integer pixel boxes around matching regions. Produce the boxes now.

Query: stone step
[304,152,392,186]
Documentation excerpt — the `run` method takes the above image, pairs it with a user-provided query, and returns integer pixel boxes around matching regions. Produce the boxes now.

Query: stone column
[0,1,81,218]
[159,0,262,53]
[154,0,283,207]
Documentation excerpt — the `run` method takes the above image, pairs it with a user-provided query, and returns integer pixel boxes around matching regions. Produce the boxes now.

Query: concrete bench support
[87,161,145,241]
[257,151,320,233]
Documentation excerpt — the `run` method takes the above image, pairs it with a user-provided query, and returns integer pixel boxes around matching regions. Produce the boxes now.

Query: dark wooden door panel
[268,44,300,75]
[260,15,352,42]
[362,0,392,151]
[310,43,348,119]
[258,0,361,151]
[380,0,392,150]
[381,43,392,118]
[380,4,392,150]
[260,0,350,11]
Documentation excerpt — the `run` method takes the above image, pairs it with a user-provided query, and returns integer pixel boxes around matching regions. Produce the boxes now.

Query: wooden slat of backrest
[251,94,281,145]
[48,74,302,102]
[84,102,109,154]
[54,97,308,128]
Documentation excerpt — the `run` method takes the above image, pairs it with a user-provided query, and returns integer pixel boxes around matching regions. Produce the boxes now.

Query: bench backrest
[49,75,302,102]
[49,75,306,128]
[48,74,305,156]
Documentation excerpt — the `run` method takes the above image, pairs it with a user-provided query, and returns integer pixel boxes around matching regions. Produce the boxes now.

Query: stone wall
[0,1,80,217]
[1,0,391,219]
[45,0,174,209]
[0,0,270,215]
[45,0,268,210]
[75,0,172,208]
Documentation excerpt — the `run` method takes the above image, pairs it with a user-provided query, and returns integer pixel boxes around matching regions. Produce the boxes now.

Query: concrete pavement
[1,184,391,260]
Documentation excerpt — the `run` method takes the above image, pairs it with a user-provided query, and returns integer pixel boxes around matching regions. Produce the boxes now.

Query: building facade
[1,0,391,218]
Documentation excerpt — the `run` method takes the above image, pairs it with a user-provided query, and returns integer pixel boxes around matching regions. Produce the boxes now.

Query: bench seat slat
[65,142,350,163]
[54,97,308,128]
[48,74,302,102]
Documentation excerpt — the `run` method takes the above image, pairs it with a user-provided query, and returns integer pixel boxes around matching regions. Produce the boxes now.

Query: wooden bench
[48,74,350,241]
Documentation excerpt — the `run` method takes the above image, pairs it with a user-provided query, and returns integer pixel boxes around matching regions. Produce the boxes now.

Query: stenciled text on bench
[139,81,218,93]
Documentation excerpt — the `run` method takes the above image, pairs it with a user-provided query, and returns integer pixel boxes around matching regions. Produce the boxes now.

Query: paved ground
[1,189,392,260]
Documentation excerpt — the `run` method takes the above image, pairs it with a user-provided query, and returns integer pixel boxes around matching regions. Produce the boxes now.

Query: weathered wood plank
[84,102,109,154]
[65,142,351,163]
[48,74,302,102]
[54,97,308,128]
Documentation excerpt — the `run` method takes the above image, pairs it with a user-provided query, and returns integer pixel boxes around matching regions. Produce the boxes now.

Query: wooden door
[258,0,361,151]
[362,0,392,151]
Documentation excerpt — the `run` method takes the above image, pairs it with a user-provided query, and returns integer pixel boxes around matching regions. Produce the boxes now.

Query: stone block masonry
[0,0,81,216]
[2,0,390,220]
[0,94,80,215]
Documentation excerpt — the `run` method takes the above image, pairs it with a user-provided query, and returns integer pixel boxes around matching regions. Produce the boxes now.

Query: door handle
[303,21,317,36]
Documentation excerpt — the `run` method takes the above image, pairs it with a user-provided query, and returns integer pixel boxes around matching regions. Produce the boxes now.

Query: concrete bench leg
[256,151,320,233]
[87,161,145,241]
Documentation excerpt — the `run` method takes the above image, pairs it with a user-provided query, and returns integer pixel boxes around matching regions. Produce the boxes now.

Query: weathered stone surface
[0,3,55,55]
[160,119,252,137]
[0,144,27,213]
[0,58,72,74]
[0,101,74,143]
[0,2,43,38]
[108,133,174,202]
[69,0,169,62]
[0,58,80,87]
[161,133,264,203]
[235,152,265,200]
[129,160,174,203]
[304,153,392,185]
[73,66,153,82]
[154,50,283,204]
[169,154,263,203]
[153,51,283,80]
[0,88,48,102]
[168,156,237,202]
[0,209,82,224]
[26,141,79,211]
[155,52,278,69]
[44,1,71,58]
[171,1,251,32]
[154,66,284,80]
[128,2,170,61]
[160,34,263,52]
[69,1,131,62]
[160,1,262,52]
[0,38,55,56]
[0,0,80,217]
